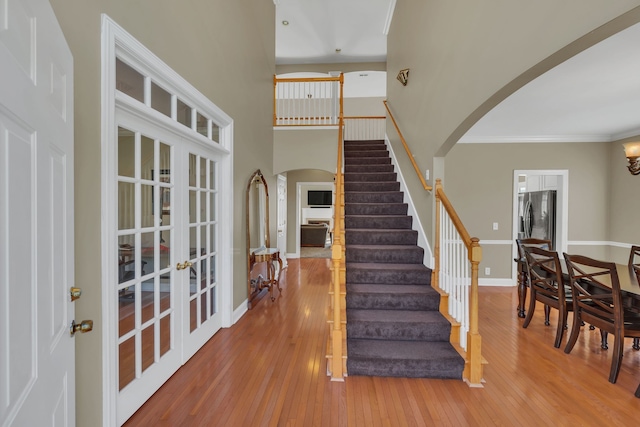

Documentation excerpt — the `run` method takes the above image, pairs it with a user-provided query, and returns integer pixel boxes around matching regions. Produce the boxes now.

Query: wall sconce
[623,141,640,175]
[397,68,409,86]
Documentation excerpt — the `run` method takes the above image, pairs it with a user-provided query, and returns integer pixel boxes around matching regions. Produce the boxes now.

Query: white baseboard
[233,299,248,324]
[287,252,300,259]
[479,278,515,287]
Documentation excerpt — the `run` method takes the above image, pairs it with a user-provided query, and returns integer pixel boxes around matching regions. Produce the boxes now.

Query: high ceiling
[274,0,395,65]
[274,2,640,143]
[460,22,640,144]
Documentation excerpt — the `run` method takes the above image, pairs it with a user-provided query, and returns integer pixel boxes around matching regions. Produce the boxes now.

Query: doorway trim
[101,15,233,425]
[511,169,568,284]
[293,181,335,258]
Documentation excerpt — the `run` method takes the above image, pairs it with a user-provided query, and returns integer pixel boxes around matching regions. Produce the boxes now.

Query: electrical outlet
[425,169,430,180]
[492,222,498,230]
[485,267,491,275]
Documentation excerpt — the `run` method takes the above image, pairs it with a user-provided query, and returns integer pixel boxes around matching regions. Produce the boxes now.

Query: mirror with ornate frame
[246,169,282,308]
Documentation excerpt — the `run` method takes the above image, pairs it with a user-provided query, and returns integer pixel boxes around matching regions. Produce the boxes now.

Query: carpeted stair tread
[345,164,395,173]
[344,157,391,165]
[347,340,464,379]
[344,145,387,151]
[345,203,408,216]
[344,172,397,182]
[346,244,423,264]
[345,191,404,204]
[347,309,452,341]
[346,262,431,285]
[346,284,440,311]
[344,150,389,158]
[345,215,412,229]
[345,182,400,192]
[346,229,418,245]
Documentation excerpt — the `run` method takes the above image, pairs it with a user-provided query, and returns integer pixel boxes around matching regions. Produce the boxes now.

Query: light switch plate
[492,222,498,230]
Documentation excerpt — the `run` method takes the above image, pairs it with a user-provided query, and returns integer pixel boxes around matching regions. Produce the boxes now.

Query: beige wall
[344,97,386,116]
[274,129,338,175]
[609,136,640,262]
[445,142,614,279]
[387,1,640,246]
[276,62,386,74]
[48,0,274,425]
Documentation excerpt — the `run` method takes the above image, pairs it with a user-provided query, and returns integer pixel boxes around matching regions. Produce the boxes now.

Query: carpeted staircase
[344,139,464,379]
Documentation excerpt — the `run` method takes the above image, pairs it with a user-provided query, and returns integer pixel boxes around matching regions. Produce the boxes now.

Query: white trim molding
[101,14,234,426]
[568,240,633,249]
[479,240,513,245]
[479,278,515,287]
[385,135,434,267]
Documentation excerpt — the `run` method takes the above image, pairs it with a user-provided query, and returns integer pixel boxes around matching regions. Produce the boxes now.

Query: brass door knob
[70,287,82,301]
[177,261,193,270]
[70,319,93,336]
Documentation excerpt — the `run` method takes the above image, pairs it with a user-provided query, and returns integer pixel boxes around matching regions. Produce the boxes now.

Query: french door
[115,113,222,423]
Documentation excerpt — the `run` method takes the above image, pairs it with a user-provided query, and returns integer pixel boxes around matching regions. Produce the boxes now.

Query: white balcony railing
[343,116,386,140]
[273,75,343,126]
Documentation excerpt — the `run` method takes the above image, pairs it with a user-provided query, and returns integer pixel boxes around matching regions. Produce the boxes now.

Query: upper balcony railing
[273,74,344,126]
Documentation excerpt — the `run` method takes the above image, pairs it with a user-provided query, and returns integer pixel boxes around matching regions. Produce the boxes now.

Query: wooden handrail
[435,181,472,246]
[383,100,432,191]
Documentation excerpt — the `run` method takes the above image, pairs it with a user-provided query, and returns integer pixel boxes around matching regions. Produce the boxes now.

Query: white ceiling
[274,2,640,143]
[274,0,395,65]
[461,22,640,144]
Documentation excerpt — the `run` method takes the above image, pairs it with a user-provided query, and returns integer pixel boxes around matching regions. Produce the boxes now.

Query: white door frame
[101,15,233,425]
[276,174,288,267]
[511,169,569,284]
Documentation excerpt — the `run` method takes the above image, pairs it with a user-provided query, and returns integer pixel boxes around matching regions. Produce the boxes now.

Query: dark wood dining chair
[515,238,552,318]
[563,253,640,384]
[629,246,640,350]
[522,246,573,348]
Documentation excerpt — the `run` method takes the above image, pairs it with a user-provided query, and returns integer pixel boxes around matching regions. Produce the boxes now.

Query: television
[307,190,332,207]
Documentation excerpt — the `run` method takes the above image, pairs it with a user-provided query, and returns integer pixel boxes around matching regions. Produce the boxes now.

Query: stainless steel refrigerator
[517,190,556,249]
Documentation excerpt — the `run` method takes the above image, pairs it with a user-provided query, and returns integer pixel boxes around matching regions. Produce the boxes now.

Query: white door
[115,120,183,424]
[181,147,222,359]
[0,0,76,425]
[114,117,224,424]
[276,174,288,267]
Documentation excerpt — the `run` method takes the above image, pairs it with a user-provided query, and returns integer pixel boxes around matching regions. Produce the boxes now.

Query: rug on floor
[300,246,331,258]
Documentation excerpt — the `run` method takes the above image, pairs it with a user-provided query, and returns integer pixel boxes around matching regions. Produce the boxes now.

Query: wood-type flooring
[124,258,640,426]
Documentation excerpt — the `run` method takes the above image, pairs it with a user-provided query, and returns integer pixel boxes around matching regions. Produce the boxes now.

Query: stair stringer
[384,134,433,267]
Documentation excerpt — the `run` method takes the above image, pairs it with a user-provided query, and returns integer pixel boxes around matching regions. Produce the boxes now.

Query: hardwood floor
[124,258,640,426]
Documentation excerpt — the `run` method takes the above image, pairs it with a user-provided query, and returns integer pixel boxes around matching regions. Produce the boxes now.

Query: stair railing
[273,74,343,126]
[343,116,386,140]
[434,178,484,387]
[383,100,432,191]
[326,76,346,381]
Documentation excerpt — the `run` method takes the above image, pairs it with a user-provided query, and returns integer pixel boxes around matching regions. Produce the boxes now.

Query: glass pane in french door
[187,152,218,333]
[117,127,174,391]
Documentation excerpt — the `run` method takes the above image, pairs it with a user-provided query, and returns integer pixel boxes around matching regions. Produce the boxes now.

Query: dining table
[515,255,640,317]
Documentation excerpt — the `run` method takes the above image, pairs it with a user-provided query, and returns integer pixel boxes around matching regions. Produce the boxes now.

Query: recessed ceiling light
[335,48,342,53]
[282,20,289,26]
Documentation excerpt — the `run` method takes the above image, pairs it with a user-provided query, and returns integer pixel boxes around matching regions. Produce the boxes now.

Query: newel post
[466,237,483,386]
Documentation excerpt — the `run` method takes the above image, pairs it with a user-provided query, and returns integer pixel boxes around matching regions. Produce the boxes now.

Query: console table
[248,247,283,308]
